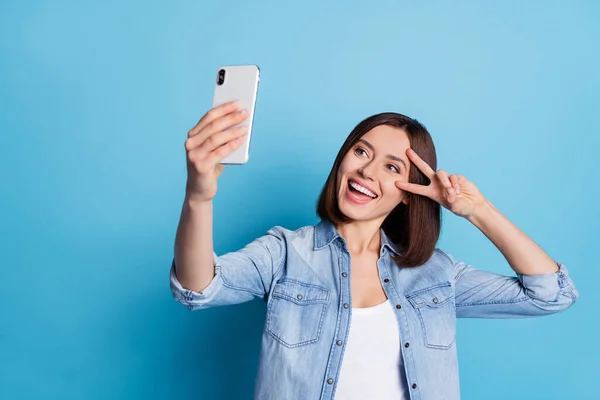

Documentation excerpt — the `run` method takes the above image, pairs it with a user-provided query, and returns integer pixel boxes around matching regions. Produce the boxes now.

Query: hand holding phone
[184,101,249,203]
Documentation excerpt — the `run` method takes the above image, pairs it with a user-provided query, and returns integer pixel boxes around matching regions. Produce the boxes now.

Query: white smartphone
[212,64,260,164]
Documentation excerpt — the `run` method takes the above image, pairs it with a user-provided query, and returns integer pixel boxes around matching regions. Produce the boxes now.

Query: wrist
[185,191,213,207]
[466,198,495,227]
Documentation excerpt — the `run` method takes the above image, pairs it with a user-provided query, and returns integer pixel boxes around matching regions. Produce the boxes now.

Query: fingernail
[456,186,460,195]
[447,188,455,196]
[238,109,248,116]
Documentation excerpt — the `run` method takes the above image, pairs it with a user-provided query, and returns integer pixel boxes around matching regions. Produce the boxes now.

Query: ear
[401,195,410,206]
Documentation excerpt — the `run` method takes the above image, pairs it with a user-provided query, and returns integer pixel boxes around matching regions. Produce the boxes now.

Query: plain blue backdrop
[1,0,598,399]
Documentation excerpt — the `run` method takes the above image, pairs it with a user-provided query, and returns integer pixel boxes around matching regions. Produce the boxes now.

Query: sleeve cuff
[169,252,223,309]
[517,262,578,302]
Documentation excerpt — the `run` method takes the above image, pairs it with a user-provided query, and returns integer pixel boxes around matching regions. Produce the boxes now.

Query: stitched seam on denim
[314,224,322,249]
[435,248,473,283]
[265,329,320,348]
[413,297,455,349]
[220,278,264,297]
[456,297,530,307]
[275,278,329,292]
[416,307,455,349]
[272,293,328,305]
[328,246,348,400]
[314,300,328,349]
[406,282,452,298]
[434,248,453,264]
[265,302,326,348]
[314,222,338,250]
[568,291,577,303]
[178,291,194,308]
[272,239,287,284]
[557,270,567,288]
[409,296,453,309]
[419,310,454,350]
[219,264,263,296]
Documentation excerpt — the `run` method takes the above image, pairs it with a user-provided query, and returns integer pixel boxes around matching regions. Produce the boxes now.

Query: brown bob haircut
[316,112,441,268]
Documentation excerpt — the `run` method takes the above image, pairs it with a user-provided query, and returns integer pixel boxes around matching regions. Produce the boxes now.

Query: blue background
[1,0,598,399]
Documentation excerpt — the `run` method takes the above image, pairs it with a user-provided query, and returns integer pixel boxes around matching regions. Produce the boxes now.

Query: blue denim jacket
[170,220,578,400]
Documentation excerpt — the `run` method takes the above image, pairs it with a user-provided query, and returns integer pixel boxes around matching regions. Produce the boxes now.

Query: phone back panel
[212,65,260,164]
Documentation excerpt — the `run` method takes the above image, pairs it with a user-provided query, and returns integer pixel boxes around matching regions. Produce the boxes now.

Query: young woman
[170,101,578,400]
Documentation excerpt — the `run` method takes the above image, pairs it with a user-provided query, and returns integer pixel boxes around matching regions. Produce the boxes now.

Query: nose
[358,160,377,181]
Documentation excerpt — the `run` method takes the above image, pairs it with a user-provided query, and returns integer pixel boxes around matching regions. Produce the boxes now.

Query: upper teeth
[349,181,377,198]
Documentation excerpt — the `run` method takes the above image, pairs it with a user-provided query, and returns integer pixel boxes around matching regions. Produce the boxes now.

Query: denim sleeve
[439,250,579,318]
[169,227,286,311]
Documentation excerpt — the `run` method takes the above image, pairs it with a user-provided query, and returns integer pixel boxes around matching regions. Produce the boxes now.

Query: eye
[387,164,400,173]
[354,147,368,157]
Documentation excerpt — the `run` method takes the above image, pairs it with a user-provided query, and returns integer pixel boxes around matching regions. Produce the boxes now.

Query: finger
[188,101,240,138]
[407,149,436,179]
[436,170,453,193]
[194,108,249,146]
[186,123,247,153]
[435,169,457,199]
[205,135,246,165]
[187,125,248,159]
[449,174,460,195]
[395,180,430,197]
[187,134,246,171]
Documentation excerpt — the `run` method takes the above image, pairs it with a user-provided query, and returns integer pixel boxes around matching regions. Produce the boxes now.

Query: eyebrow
[357,139,407,170]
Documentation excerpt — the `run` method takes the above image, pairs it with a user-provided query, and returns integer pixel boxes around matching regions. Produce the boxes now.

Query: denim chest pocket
[266,279,329,348]
[406,282,456,349]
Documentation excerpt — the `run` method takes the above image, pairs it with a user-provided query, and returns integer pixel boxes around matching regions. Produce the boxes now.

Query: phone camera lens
[217,69,225,85]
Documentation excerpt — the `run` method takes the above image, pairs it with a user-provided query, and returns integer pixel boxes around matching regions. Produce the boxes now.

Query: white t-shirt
[334,299,409,400]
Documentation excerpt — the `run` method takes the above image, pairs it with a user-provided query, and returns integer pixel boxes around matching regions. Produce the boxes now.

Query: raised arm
[174,101,249,293]
[396,148,578,317]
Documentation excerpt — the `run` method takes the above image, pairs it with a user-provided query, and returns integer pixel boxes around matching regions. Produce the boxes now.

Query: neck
[336,219,383,255]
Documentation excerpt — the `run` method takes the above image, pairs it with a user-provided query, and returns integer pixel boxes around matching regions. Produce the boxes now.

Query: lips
[348,178,378,198]
[344,178,379,205]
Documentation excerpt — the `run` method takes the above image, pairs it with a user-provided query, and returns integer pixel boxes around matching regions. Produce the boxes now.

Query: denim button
[297,294,303,300]
[432,297,438,304]
[327,378,334,384]
[412,383,417,389]
[405,342,410,348]
[342,272,348,278]
[336,340,343,346]
[343,303,349,309]
[383,278,390,283]
[396,304,402,309]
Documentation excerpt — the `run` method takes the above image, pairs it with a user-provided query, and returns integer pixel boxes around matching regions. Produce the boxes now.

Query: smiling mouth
[348,179,378,199]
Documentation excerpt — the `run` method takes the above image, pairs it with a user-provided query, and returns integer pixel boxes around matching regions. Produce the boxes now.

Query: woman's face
[336,125,411,223]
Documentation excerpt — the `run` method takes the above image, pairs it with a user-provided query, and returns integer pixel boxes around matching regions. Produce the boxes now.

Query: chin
[339,207,366,222]
[338,201,381,223]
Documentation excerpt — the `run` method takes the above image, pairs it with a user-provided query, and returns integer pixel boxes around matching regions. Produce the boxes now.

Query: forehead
[360,125,411,151]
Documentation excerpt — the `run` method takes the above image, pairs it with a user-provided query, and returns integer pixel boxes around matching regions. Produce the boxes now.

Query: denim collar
[314,219,401,256]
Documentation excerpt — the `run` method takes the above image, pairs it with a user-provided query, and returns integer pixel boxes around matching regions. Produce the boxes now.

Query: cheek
[339,155,356,171]
[336,165,348,191]
[337,157,355,181]
[382,180,403,202]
